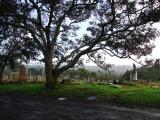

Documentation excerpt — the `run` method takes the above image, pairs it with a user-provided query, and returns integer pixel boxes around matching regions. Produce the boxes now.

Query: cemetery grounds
[0,82,160,120]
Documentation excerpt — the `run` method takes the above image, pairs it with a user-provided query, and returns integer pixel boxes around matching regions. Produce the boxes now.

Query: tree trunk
[44,50,60,89]
[0,70,3,83]
[0,65,5,83]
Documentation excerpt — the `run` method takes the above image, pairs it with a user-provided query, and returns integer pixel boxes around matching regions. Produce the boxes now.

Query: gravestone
[42,68,45,76]
[18,64,26,81]
[60,78,71,84]
[130,63,138,81]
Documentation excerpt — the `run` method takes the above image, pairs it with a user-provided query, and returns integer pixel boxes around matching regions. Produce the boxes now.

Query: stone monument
[130,63,138,81]
[18,64,26,81]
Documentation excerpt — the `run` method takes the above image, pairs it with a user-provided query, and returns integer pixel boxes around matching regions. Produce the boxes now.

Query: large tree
[0,7,38,82]
[0,0,160,88]
[0,26,38,82]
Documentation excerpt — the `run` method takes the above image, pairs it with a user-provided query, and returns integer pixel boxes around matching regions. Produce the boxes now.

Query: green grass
[1,82,160,107]
[0,83,44,94]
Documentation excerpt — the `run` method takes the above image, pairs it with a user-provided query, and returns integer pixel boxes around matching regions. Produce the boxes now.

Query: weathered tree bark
[44,47,60,89]
[44,57,54,88]
[0,65,5,83]
[0,71,3,83]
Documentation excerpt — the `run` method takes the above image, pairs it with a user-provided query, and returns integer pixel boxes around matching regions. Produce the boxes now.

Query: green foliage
[138,67,160,81]
[62,68,114,82]
[0,83,43,94]
[97,71,112,82]
[122,70,130,80]
[77,68,90,80]
[123,64,160,81]
[28,68,43,76]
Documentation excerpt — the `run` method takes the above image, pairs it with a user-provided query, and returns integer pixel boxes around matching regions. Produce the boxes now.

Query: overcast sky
[29,22,160,66]
[83,22,160,66]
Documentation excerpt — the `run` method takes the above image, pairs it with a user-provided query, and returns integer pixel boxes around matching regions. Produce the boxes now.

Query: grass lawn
[0,82,160,107]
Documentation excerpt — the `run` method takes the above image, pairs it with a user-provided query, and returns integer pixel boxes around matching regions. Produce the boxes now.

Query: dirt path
[0,92,160,120]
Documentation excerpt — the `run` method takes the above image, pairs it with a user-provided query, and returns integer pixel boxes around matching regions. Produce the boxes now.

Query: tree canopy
[0,0,160,88]
[0,11,38,81]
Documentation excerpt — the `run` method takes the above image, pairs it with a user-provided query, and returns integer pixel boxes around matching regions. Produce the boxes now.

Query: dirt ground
[0,92,160,120]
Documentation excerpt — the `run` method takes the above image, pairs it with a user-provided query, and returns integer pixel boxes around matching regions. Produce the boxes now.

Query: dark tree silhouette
[0,0,160,88]
[0,30,38,82]
[0,11,38,82]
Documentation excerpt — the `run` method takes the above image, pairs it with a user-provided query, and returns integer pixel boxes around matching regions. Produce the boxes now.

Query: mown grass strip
[0,83,160,107]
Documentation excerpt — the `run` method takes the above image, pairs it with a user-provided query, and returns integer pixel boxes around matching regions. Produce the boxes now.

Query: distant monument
[42,68,45,76]
[130,63,138,81]
[18,64,26,81]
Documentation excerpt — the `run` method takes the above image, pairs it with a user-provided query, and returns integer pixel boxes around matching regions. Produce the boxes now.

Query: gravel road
[0,92,160,120]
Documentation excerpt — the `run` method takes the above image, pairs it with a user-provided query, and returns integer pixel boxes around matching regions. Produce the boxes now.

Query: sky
[22,1,160,67]
[82,22,160,66]
[29,21,160,66]
[30,22,160,66]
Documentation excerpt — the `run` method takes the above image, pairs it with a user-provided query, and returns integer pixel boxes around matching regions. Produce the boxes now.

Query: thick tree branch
[52,0,76,45]
[0,22,45,53]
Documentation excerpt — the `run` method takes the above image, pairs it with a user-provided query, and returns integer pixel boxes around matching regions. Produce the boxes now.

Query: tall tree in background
[0,0,160,88]
[0,27,38,82]
[0,4,38,82]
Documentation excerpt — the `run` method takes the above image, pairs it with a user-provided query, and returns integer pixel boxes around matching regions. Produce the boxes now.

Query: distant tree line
[61,68,120,82]
[28,68,43,76]
[3,66,43,77]
[123,59,160,81]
